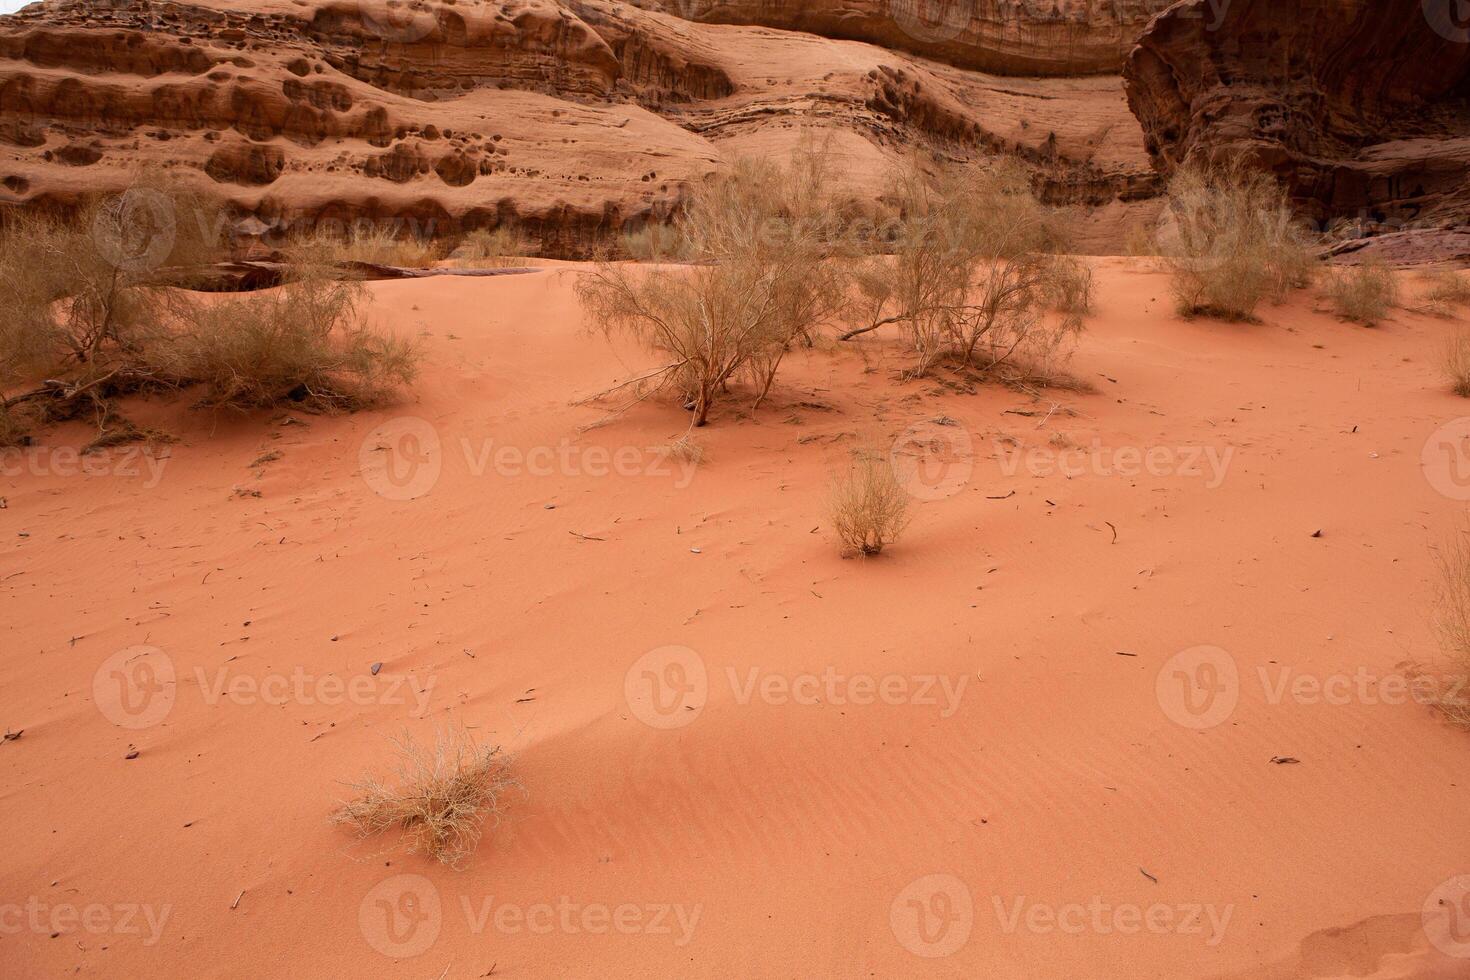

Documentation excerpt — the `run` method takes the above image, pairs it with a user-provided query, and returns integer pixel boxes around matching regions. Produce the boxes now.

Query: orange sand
[2,260,1468,978]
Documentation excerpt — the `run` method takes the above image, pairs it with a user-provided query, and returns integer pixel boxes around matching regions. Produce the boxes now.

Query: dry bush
[1161,158,1317,320]
[0,402,29,447]
[1422,267,1470,317]
[829,449,910,557]
[162,262,418,410]
[1325,260,1399,326]
[1123,220,1159,257]
[1443,327,1470,397]
[0,202,184,404]
[0,193,418,434]
[291,224,440,268]
[1432,533,1470,728]
[332,725,516,867]
[578,151,848,426]
[621,222,688,261]
[456,226,533,268]
[1046,255,1095,329]
[845,157,1085,381]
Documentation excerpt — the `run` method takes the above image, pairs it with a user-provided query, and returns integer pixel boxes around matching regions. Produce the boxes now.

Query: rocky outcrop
[634,0,1177,76]
[1124,0,1470,238]
[0,0,1164,257]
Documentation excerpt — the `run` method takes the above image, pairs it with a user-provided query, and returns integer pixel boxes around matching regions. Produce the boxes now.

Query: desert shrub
[1046,255,1095,329]
[0,401,29,447]
[291,223,440,268]
[1422,267,1470,317]
[1124,220,1159,257]
[1161,158,1316,320]
[845,158,1085,380]
[1432,533,1470,728]
[456,226,533,268]
[1325,260,1399,325]
[620,222,688,261]
[1443,328,1470,397]
[578,151,848,426]
[0,195,418,434]
[0,204,180,396]
[829,449,910,557]
[162,263,418,409]
[332,725,516,867]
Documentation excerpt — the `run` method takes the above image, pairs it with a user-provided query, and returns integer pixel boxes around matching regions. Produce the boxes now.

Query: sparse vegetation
[163,263,418,410]
[1325,260,1398,326]
[1045,254,1096,329]
[456,226,533,268]
[1160,158,1316,320]
[1422,267,1470,317]
[620,222,688,261]
[828,449,910,557]
[0,184,419,440]
[292,224,440,268]
[1442,327,1470,397]
[1432,533,1470,728]
[577,151,848,427]
[332,725,517,867]
[844,158,1086,382]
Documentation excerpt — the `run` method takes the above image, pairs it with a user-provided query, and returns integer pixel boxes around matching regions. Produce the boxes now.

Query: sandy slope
[2,261,1469,978]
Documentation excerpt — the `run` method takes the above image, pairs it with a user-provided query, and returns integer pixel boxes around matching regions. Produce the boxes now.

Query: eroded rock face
[634,0,1177,75]
[0,0,1165,256]
[1125,0,1470,236]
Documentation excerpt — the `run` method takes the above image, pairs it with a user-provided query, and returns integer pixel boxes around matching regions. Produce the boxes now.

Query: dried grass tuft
[332,725,517,867]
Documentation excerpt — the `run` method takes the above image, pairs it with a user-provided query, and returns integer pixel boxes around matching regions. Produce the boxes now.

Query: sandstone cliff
[1125,0,1470,240]
[0,0,1161,256]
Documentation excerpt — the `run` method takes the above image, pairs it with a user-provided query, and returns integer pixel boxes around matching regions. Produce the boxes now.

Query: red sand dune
[3,262,1470,977]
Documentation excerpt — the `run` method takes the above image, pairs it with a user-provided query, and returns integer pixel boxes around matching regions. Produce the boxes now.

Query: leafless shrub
[829,448,910,557]
[577,151,848,427]
[842,157,1086,382]
[1046,255,1095,329]
[1421,267,1470,317]
[620,222,688,262]
[1443,327,1470,397]
[332,725,517,867]
[1432,533,1470,729]
[162,263,418,410]
[290,224,440,268]
[0,187,418,435]
[1161,158,1317,320]
[456,226,532,268]
[0,200,185,414]
[1325,260,1399,326]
